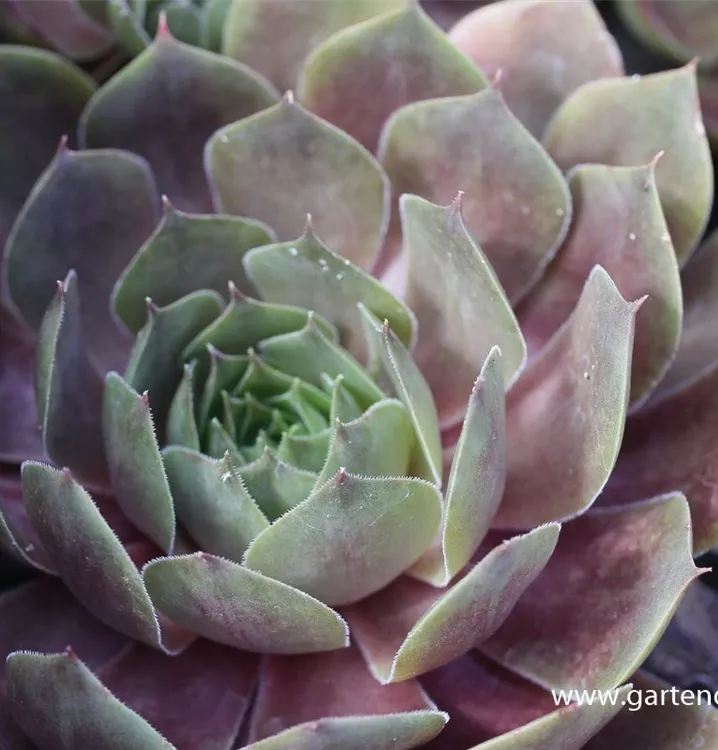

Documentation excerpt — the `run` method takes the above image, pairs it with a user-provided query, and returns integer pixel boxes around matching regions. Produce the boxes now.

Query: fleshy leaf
[449,0,623,137]
[80,29,279,212]
[411,347,506,585]
[517,162,682,408]
[166,362,200,450]
[99,640,259,750]
[399,194,526,426]
[6,651,174,749]
[244,470,442,606]
[103,373,175,553]
[616,0,718,65]
[380,92,571,304]
[35,272,108,489]
[21,461,189,652]
[359,306,442,485]
[316,400,414,486]
[7,0,114,59]
[125,291,224,431]
[143,552,349,653]
[246,646,447,750]
[113,204,275,334]
[107,0,151,56]
[206,96,389,270]
[197,348,249,428]
[243,224,415,361]
[651,228,718,401]
[297,3,487,153]
[495,267,637,528]
[162,447,268,561]
[0,47,95,247]
[346,524,559,684]
[604,364,718,554]
[222,0,406,92]
[4,146,159,370]
[544,65,713,264]
[482,493,702,690]
[259,314,384,409]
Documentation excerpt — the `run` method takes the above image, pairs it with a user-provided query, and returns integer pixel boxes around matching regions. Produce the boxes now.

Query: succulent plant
[1,0,718,748]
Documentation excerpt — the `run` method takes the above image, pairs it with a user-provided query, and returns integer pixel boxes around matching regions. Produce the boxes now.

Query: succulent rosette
[1,1,718,748]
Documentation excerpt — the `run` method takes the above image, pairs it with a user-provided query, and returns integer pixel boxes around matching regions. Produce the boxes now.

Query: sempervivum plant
[2,0,718,748]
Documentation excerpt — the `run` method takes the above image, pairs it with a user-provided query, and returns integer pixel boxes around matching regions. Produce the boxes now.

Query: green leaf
[80,25,278,211]
[103,372,176,553]
[328,375,363,423]
[275,428,331,473]
[244,224,415,361]
[206,95,389,270]
[6,651,174,750]
[143,552,349,652]
[107,0,151,56]
[297,2,487,153]
[162,447,268,561]
[244,470,442,606]
[35,271,108,489]
[113,203,275,333]
[197,347,249,429]
[166,361,200,450]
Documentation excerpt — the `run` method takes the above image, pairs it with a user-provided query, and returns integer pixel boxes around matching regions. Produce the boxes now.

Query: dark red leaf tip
[452,190,465,208]
[303,213,315,237]
[141,390,150,407]
[145,297,159,316]
[161,195,176,215]
[61,467,74,483]
[336,467,348,485]
[56,134,70,156]
[156,11,173,41]
[64,645,78,659]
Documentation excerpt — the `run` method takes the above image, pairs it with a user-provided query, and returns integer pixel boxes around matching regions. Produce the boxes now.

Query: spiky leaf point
[297,3,487,153]
[0,47,94,246]
[496,267,638,528]
[206,95,389,270]
[346,524,559,684]
[243,223,415,361]
[113,203,275,333]
[518,161,682,408]
[449,0,623,137]
[544,65,713,264]
[398,194,526,426]
[380,91,571,304]
[5,147,159,371]
[222,0,407,92]
[482,493,702,691]
[80,25,279,212]
[244,470,442,606]
[143,552,349,653]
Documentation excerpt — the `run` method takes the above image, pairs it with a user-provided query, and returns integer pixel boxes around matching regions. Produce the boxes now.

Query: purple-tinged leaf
[103,372,176,553]
[398,193,525,427]
[6,651,175,749]
[206,96,389,270]
[0,319,43,462]
[518,162,682,408]
[616,0,718,65]
[496,267,637,528]
[650,228,718,402]
[99,640,259,750]
[482,493,702,691]
[4,147,159,371]
[359,306,442,485]
[246,646,447,749]
[113,203,275,334]
[243,224,415,362]
[125,291,224,433]
[8,0,114,60]
[244,470,442,606]
[604,363,718,554]
[544,65,713,264]
[380,90,571,304]
[449,0,623,138]
[411,348,505,585]
[21,461,191,652]
[297,3,487,154]
[35,272,108,490]
[222,0,406,92]
[162,447,268,562]
[80,27,278,212]
[698,73,718,144]
[0,47,94,250]
[143,552,349,653]
[346,524,558,684]
[584,672,718,750]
